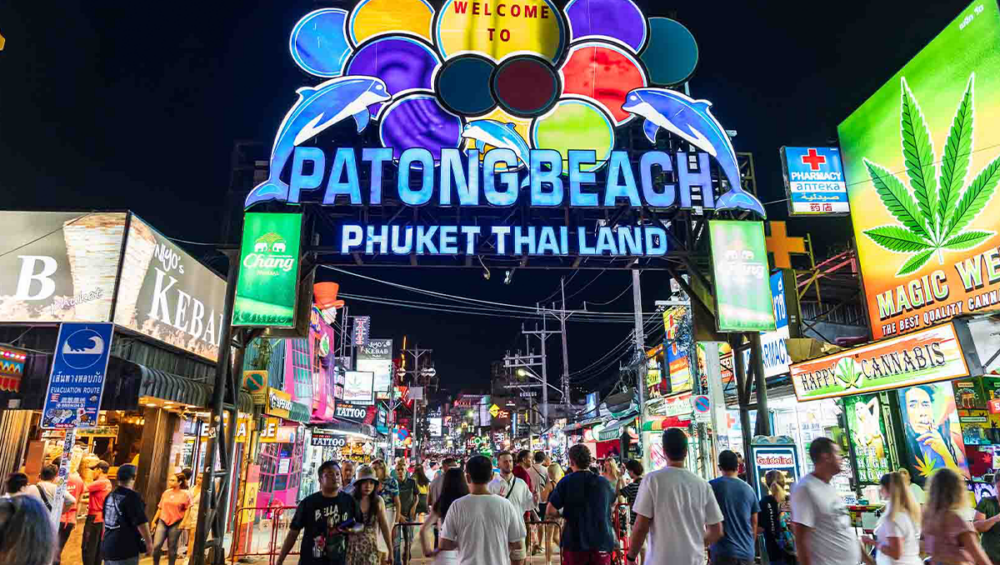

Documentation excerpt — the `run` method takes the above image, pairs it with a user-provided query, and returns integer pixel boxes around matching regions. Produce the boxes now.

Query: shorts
[563,550,612,565]
[711,555,753,565]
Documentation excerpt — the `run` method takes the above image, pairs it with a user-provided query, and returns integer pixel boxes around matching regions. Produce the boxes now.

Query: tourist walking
[759,470,794,565]
[860,472,921,565]
[419,467,467,565]
[428,458,458,509]
[626,429,723,565]
[709,450,759,565]
[372,459,402,563]
[490,451,535,562]
[546,444,617,565]
[4,472,27,495]
[102,464,153,565]
[342,460,357,495]
[83,461,113,565]
[0,494,57,565]
[414,464,431,519]
[922,468,991,565]
[439,455,527,565]
[396,459,418,563]
[790,437,863,565]
[543,462,565,565]
[974,472,1000,564]
[347,465,394,565]
[57,457,86,565]
[277,461,362,565]
[150,472,192,565]
[620,460,644,564]
[24,464,76,515]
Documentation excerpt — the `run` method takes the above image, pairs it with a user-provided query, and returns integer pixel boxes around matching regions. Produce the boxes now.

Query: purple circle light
[565,0,647,53]
[379,94,463,161]
[345,36,440,116]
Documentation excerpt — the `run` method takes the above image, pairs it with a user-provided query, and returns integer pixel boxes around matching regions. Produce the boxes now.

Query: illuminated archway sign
[253,0,766,259]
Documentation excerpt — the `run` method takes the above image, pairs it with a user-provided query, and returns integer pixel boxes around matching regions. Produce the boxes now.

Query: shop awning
[563,416,603,433]
[316,419,376,438]
[642,415,692,431]
[598,415,638,442]
[138,366,211,407]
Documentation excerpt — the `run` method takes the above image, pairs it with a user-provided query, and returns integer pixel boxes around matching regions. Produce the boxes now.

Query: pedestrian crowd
[7,432,1000,565]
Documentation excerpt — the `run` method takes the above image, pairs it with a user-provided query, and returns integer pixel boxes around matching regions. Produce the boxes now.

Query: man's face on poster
[905,387,934,435]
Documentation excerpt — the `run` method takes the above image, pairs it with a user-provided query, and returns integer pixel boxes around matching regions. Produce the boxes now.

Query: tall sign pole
[559,278,571,416]
[631,270,646,451]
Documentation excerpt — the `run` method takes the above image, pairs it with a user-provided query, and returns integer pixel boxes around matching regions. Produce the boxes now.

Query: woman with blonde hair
[921,468,991,565]
[544,463,565,565]
[760,470,794,565]
[861,472,921,565]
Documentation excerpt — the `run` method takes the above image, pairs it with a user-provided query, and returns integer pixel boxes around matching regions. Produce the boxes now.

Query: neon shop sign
[246,0,765,258]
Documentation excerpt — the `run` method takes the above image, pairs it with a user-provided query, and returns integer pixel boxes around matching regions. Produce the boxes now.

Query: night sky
[0,1,975,396]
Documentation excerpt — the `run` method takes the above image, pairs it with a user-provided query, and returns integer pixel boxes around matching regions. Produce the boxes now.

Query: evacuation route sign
[41,323,114,429]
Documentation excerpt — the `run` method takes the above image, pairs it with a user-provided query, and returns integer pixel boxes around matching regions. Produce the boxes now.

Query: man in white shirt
[25,463,76,514]
[627,428,724,565]
[440,455,526,565]
[790,437,862,565]
[489,452,535,562]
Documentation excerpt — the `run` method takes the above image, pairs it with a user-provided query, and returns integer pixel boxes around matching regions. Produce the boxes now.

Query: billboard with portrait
[897,381,970,483]
[844,394,896,485]
[114,215,228,361]
[838,0,1000,340]
[0,212,126,323]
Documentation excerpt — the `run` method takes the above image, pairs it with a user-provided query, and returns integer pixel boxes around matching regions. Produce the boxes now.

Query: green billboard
[232,212,303,327]
[709,220,776,332]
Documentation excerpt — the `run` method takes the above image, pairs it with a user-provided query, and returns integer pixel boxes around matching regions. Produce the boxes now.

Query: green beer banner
[709,220,776,332]
[233,213,303,327]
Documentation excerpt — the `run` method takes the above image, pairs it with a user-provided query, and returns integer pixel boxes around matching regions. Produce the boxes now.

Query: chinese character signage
[233,213,303,328]
[791,322,975,402]
[838,0,1000,340]
[780,147,849,215]
[353,316,371,347]
[709,221,776,332]
[41,323,114,429]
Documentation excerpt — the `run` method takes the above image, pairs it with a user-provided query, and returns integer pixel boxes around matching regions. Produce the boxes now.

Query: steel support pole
[540,317,549,430]
[559,278,571,415]
[631,270,646,452]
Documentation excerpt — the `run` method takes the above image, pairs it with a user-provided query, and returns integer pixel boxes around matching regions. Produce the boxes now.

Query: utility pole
[556,277,572,416]
[631,270,646,452]
[402,344,434,464]
[522,318,559,429]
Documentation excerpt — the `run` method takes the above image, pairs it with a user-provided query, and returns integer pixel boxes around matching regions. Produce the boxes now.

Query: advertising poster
[709,221,776,332]
[667,341,691,394]
[791,322,972,401]
[838,1,1000,340]
[966,316,1000,375]
[356,339,393,393]
[41,322,115,429]
[233,212,303,328]
[114,216,227,361]
[780,147,850,215]
[897,381,970,482]
[844,394,894,484]
[429,417,443,437]
[954,378,1000,445]
[0,212,126,323]
[343,371,374,405]
[749,444,800,496]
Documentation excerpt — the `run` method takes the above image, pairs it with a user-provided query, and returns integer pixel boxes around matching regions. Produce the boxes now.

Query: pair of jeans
[82,515,104,565]
[106,558,140,565]
[712,555,753,565]
[152,519,183,565]
[56,521,75,565]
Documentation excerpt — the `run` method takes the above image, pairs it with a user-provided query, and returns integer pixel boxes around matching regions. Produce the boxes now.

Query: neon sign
[250,0,764,257]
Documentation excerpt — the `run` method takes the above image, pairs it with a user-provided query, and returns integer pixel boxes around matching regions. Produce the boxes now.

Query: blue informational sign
[41,323,114,429]
[742,273,792,378]
[781,146,850,215]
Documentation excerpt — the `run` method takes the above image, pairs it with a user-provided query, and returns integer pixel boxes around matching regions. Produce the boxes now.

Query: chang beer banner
[709,220,775,332]
[791,321,980,402]
[233,213,303,327]
[838,0,1000,340]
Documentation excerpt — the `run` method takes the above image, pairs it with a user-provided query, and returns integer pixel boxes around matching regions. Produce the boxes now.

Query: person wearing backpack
[102,464,153,565]
[546,444,618,565]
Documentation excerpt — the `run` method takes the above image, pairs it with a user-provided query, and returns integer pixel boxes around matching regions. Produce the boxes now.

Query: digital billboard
[0,212,126,323]
[114,216,228,361]
[233,212,303,328]
[838,0,1000,340]
[709,221,776,332]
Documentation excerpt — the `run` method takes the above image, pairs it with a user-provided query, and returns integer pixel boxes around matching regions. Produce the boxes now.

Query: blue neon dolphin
[245,76,391,208]
[461,120,531,169]
[622,88,766,218]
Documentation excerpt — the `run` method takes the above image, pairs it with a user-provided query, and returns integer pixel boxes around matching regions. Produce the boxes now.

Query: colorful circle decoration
[560,42,646,125]
[289,9,353,78]
[493,57,560,118]
[349,0,435,45]
[564,0,647,52]
[379,93,464,160]
[435,0,566,64]
[531,99,615,172]
[284,1,700,163]
[436,56,497,116]
[346,36,440,116]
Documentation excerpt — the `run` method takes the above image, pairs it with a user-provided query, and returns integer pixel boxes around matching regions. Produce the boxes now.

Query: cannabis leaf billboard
[839,0,1000,340]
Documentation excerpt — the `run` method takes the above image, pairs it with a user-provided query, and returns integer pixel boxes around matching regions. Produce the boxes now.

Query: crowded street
[3,0,1000,564]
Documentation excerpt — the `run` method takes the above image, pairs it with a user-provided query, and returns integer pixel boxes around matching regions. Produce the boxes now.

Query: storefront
[791,318,999,505]
[640,394,701,475]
